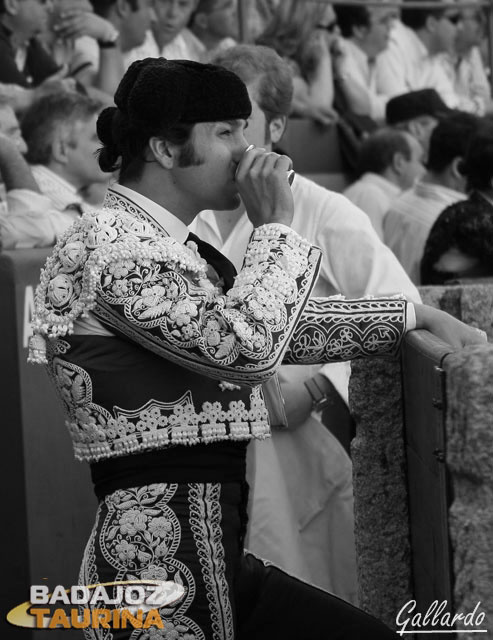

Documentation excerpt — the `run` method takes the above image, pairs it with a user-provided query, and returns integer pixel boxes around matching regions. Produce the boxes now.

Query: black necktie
[186,232,237,292]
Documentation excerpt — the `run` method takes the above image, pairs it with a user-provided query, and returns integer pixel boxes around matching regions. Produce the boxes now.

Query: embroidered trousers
[79,480,398,640]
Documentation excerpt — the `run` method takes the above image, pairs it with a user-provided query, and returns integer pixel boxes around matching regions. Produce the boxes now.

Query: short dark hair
[356,128,412,176]
[426,112,479,174]
[458,121,493,192]
[401,0,446,31]
[334,4,370,39]
[21,93,102,165]
[212,44,293,123]
[90,0,138,17]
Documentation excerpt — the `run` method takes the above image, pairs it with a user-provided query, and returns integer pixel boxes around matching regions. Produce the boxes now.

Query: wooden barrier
[0,250,97,640]
[350,285,493,636]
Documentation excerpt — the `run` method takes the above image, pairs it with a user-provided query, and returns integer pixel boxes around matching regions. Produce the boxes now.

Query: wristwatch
[98,27,120,49]
[304,373,333,412]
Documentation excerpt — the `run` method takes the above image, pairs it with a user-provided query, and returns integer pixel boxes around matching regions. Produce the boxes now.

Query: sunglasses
[316,20,338,33]
[443,12,462,25]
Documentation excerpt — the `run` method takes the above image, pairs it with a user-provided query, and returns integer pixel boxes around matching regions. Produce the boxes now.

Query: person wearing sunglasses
[375,0,469,112]
[333,1,396,123]
[443,4,491,115]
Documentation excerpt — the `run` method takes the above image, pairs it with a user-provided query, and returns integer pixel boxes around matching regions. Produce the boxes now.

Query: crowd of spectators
[2,0,492,282]
[2,0,493,606]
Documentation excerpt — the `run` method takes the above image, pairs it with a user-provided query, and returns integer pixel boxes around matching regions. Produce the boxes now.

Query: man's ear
[192,12,209,31]
[269,115,287,145]
[3,0,19,16]
[51,132,69,165]
[148,136,176,169]
[392,151,406,175]
[352,24,368,42]
[450,156,463,180]
[425,14,438,34]
[115,0,130,19]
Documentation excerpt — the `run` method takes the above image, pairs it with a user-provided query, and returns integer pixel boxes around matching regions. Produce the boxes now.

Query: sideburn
[177,140,206,168]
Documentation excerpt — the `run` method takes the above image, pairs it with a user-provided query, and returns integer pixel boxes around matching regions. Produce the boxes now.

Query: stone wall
[444,345,493,632]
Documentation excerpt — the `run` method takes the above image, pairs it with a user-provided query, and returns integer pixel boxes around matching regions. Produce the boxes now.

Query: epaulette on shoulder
[28,207,208,364]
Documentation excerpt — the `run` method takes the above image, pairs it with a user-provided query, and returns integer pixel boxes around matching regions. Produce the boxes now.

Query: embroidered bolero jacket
[29,188,409,463]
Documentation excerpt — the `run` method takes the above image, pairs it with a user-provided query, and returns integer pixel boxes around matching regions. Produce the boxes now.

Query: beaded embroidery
[48,351,269,462]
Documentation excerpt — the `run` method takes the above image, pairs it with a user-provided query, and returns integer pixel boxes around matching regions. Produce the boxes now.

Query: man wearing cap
[29,57,484,639]
[386,88,453,159]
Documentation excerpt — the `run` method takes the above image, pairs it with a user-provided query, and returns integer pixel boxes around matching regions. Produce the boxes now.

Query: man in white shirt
[188,0,238,62]
[376,2,463,108]
[333,1,397,122]
[384,111,478,284]
[21,92,109,230]
[344,127,424,238]
[441,4,491,115]
[191,44,422,602]
[0,96,71,249]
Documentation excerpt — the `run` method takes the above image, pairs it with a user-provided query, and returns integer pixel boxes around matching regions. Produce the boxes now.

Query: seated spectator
[333,1,396,122]
[375,0,465,109]
[257,0,337,126]
[67,0,155,96]
[0,97,71,248]
[383,111,478,283]
[442,4,491,116]
[188,0,238,61]
[344,128,424,238]
[421,122,493,284]
[46,0,123,95]
[386,88,452,159]
[21,93,108,216]
[0,0,62,88]
[130,0,203,62]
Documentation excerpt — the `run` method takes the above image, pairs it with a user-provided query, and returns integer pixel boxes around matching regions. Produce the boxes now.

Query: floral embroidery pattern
[48,353,269,462]
[29,188,321,389]
[81,484,205,640]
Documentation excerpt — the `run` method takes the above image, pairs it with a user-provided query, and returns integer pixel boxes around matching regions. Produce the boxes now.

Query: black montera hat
[386,89,453,125]
[113,57,252,127]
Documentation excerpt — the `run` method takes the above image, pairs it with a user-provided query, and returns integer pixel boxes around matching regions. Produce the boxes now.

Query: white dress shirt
[383,179,465,284]
[440,46,491,115]
[338,38,388,121]
[0,166,85,249]
[376,20,461,108]
[191,172,419,600]
[343,172,401,239]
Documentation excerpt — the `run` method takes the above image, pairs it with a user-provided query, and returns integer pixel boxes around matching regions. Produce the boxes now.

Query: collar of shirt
[414,180,464,203]
[31,164,85,212]
[359,172,402,199]
[109,182,189,243]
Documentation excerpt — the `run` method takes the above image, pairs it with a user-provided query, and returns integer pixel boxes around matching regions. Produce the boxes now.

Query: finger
[46,65,69,81]
[272,153,293,173]
[234,145,266,182]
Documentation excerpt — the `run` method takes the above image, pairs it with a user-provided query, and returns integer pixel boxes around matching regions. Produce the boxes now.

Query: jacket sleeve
[283,295,408,364]
[92,224,322,386]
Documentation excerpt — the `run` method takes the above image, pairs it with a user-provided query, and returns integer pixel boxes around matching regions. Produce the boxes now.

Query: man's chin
[214,192,241,211]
